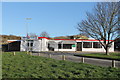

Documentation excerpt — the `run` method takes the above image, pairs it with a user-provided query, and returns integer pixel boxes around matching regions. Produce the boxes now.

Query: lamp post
[26,18,32,37]
[25,18,32,52]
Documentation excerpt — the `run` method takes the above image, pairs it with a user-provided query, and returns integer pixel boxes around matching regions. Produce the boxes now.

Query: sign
[72,44,76,47]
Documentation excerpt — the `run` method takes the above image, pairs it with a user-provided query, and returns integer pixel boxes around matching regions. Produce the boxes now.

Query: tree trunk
[106,47,109,55]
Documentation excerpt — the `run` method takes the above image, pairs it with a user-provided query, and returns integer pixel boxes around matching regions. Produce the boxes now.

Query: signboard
[72,44,76,47]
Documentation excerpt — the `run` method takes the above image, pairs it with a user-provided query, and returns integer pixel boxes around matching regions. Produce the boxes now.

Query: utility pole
[25,18,32,52]
[26,18,32,37]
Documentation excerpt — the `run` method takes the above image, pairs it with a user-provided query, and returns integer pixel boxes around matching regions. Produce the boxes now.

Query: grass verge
[2,52,120,78]
[75,53,120,60]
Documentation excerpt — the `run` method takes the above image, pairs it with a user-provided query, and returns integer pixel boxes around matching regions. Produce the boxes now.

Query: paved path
[32,52,120,67]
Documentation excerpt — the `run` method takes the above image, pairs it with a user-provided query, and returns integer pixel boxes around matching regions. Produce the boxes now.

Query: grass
[75,53,120,60]
[2,52,120,78]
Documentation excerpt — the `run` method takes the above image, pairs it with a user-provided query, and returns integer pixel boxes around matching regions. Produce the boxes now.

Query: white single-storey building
[20,37,114,52]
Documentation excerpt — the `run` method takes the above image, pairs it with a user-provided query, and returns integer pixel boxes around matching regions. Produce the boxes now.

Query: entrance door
[77,42,82,51]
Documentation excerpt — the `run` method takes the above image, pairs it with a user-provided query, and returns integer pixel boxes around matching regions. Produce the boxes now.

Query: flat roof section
[38,37,113,41]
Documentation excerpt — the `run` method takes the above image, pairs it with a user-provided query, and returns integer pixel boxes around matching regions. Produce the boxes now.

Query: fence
[11,51,120,68]
[31,52,120,68]
[74,55,120,68]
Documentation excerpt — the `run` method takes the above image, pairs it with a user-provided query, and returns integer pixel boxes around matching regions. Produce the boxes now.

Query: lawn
[2,52,120,78]
[74,53,120,60]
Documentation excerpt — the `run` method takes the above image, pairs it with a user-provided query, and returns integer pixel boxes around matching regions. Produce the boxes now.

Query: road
[32,52,120,67]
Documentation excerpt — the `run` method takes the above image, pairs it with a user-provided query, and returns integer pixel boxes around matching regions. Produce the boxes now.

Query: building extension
[18,37,114,52]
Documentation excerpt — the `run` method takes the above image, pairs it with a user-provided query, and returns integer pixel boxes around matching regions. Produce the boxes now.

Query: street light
[26,18,32,38]
[26,18,32,20]
[25,18,32,52]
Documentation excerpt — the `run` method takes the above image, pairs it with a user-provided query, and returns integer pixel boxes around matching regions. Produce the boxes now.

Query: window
[93,42,102,48]
[27,43,29,46]
[83,42,92,48]
[63,44,72,49]
[58,44,61,49]
[30,43,33,46]
[27,40,33,47]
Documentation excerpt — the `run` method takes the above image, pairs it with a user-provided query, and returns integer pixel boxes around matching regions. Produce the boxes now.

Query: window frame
[63,44,72,49]
[83,42,92,48]
[93,42,102,48]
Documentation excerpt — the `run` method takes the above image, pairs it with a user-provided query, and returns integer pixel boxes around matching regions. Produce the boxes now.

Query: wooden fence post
[13,52,15,56]
[38,53,41,56]
[30,52,32,55]
[49,54,51,58]
[62,55,66,60]
[112,60,115,68]
[27,51,29,54]
[81,57,84,63]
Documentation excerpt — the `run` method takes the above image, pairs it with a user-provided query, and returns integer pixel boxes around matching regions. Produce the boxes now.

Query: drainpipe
[41,39,42,51]
[75,42,77,51]
[82,41,83,51]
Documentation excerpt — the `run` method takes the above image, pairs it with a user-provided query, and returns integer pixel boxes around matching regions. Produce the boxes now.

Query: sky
[2,2,97,37]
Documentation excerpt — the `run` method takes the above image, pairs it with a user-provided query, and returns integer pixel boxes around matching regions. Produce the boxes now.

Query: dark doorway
[48,43,54,51]
[77,42,82,51]
[2,44,8,52]
[8,41,20,51]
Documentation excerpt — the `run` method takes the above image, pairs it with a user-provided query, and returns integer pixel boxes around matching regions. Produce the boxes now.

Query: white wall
[32,39,49,52]
[109,42,114,52]
[54,47,76,51]
[20,40,27,51]
[102,42,114,52]
[82,48,104,52]
[41,39,49,51]
[20,39,114,52]
[82,42,114,52]
[32,40,41,52]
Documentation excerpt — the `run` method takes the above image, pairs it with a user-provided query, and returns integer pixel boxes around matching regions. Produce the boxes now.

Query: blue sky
[2,2,96,37]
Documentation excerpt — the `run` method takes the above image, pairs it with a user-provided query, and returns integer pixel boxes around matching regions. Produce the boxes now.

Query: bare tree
[40,31,49,38]
[77,2,120,55]
[29,33,38,39]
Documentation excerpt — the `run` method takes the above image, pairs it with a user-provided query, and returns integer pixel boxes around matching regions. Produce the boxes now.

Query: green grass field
[2,52,120,78]
[75,53,120,60]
